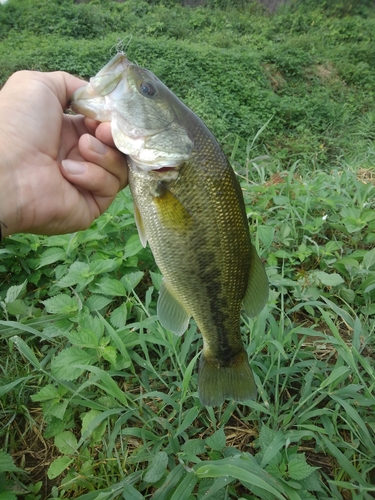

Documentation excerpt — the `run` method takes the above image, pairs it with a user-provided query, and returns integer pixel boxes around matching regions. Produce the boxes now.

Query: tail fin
[198,350,256,407]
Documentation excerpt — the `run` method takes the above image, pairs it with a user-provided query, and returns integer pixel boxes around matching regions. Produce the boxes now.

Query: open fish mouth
[70,52,193,170]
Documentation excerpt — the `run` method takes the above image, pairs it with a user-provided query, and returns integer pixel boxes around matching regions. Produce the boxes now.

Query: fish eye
[140,81,156,97]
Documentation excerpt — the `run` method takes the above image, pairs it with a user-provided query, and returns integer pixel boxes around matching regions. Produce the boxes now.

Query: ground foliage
[1,0,375,499]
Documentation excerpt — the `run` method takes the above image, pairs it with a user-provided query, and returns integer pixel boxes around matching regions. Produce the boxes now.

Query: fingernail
[62,160,87,175]
[88,135,108,155]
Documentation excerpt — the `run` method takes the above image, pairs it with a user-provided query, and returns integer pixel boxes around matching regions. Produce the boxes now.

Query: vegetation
[1,0,375,499]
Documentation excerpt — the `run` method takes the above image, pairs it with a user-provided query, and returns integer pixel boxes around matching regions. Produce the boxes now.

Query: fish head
[70,53,193,171]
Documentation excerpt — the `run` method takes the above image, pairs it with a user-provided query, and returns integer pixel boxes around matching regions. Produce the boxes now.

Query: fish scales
[70,53,269,406]
[130,119,250,358]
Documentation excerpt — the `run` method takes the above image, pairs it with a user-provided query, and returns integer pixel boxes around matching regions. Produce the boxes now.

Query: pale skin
[0,70,128,238]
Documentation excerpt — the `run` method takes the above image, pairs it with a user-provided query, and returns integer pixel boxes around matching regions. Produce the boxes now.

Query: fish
[70,53,269,406]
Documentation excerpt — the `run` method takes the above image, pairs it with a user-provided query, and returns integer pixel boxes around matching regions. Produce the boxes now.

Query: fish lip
[96,52,130,76]
[70,53,132,108]
[155,166,177,173]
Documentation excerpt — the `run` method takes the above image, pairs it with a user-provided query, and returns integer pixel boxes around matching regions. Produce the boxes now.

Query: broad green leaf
[47,456,73,479]
[260,432,286,467]
[79,313,104,340]
[257,225,275,250]
[343,218,366,233]
[56,261,90,288]
[121,271,144,292]
[37,247,66,268]
[42,294,79,314]
[85,294,112,312]
[5,279,27,303]
[288,454,318,481]
[0,450,23,472]
[258,425,278,451]
[31,384,64,402]
[89,259,119,275]
[339,288,355,303]
[79,408,131,446]
[110,303,128,329]
[66,328,100,348]
[362,247,375,270]
[299,470,324,493]
[181,439,206,456]
[206,428,226,451]
[54,431,78,454]
[6,299,28,316]
[49,400,69,420]
[101,345,117,366]
[195,463,284,499]
[95,279,128,297]
[124,233,143,258]
[51,347,97,380]
[312,271,344,287]
[44,418,66,438]
[150,271,163,291]
[360,275,375,294]
[81,410,107,444]
[144,452,168,483]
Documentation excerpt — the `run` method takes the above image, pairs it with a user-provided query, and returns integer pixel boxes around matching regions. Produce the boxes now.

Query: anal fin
[157,279,190,336]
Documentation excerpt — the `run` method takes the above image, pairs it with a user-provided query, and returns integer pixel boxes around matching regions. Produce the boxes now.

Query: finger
[95,122,116,147]
[84,117,101,136]
[79,134,128,190]
[60,158,122,216]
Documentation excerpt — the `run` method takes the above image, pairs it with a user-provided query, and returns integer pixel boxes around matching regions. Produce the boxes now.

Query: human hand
[0,70,128,238]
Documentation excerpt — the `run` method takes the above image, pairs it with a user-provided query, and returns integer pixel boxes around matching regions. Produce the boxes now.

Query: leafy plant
[1,0,375,498]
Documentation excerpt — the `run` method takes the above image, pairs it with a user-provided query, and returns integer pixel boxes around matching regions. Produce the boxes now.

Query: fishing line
[110,34,133,57]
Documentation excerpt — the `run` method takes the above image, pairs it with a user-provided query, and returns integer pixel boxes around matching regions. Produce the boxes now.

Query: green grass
[1,0,375,499]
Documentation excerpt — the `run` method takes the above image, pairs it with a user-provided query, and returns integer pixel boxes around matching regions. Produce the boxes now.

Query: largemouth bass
[70,53,269,406]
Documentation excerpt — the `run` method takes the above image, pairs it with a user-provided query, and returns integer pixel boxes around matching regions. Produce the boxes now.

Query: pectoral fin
[242,243,269,317]
[157,279,190,336]
[134,203,148,248]
[153,182,193,232]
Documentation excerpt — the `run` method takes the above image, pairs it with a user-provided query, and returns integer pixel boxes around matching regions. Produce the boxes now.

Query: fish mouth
[154,166,177,173]
[69,53,131,118]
